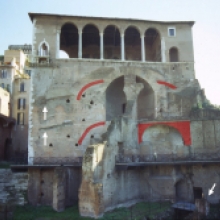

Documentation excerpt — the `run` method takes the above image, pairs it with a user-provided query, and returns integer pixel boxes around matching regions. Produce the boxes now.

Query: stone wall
[0,169,28,205]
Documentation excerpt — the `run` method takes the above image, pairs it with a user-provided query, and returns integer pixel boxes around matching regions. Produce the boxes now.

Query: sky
[1,0,220,105]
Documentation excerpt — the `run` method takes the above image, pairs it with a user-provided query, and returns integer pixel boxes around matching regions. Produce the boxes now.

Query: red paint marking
[78,122,105,145]
[138,121,191,146]
[77,80,104,100]
[157,80,177,89]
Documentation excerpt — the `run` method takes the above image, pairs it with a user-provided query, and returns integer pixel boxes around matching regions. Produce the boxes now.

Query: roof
[28,12,195,26]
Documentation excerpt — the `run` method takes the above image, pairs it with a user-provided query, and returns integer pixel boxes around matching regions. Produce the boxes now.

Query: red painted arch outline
[157,80,177,89]
[77,79,104,100]
[138,121,191,146]
[78,121,106,145]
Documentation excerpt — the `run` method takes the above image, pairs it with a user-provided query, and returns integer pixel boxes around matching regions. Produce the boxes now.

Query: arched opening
[169,47,179,62]
[125,27,141,61]
[141,125,185,155]
[175,179,190,202]
[39,41,49,56]
[60,23,78,58]
[145,28,161,62]
[137,76,154,120]
[104,25,121,59]
[106,76,126,121]
[82,24,100,59]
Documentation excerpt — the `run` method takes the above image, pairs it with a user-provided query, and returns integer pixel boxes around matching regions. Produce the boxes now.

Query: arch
[106,76,126,120]
[136,76,155,120]
[138,121,191,145]
[169,47,179,62]
[82,24,100,59]
[125,26,141,61]
[175,179,190,202]
[77,79,104,100]
[78,122,105,145]
[38,40,49,56]
[145,28,161,62]
[104,25,121,60]
[60,23,78,58]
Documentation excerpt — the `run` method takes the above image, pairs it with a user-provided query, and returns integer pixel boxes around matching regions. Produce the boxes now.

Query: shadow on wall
[141,124,187,155]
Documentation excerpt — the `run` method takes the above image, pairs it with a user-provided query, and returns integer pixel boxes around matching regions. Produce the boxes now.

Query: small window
[6,84,10,92]
[17,98,26,109]
[20,82,25,92]
[1,83,4,89]
[168,27,176,37]
[17,113,24,125]
[1,70,7,78]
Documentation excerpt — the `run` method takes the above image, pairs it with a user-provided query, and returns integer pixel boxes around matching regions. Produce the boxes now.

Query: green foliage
[0,162,10,169]
[13,201,171,220]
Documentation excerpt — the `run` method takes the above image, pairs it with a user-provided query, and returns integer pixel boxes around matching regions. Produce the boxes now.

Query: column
[121,33,125,61]
[161,37,166,62]
[78,31,82,59]
[56,29,61,59]
[141,35,145,62]
[100,32,104,60]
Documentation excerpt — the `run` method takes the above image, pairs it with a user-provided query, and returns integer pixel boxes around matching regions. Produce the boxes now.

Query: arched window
[145,28,161,62]
[106,76,126,121]
[169,47,178,62]
[125,27,141,61]
[82,25,100,59]
[38,41,49,56]
[60,23,78,58]
[104,25,121,59]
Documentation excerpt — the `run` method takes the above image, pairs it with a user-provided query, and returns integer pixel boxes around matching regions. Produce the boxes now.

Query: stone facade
[27,13,220,218]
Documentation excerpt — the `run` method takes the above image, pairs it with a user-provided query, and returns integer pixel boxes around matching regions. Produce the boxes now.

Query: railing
[115,153,220,164]
[10,157,83,166]
[189,109,220,119]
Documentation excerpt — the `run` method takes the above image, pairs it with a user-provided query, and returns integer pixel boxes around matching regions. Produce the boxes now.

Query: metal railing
[115,153,220,164]
[9,157,83,166]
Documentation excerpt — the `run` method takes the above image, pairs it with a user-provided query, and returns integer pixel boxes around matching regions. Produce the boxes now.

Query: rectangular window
[6,84,10,92]
[17,113,24,125]
[1,70,7,78]
[1,83,4,89]
[20,82,25,92]
[18,98,26,109]
[168,27,176,37]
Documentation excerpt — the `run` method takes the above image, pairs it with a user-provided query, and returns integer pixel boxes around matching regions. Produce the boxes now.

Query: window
[168,27,176,37]
[18,98,26,109]
[17,113,24,125]
[6,84,10,92]
[169,47,179,62]
[1,83,4,89]
[25,70,31,76]
[20,82,25,92]
[1,69,7,78]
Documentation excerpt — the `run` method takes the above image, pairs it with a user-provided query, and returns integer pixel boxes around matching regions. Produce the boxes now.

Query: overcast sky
[1,0,220,105]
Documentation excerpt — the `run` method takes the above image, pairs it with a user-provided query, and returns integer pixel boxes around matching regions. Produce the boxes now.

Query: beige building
[0,47,31,159]
[27,13,220,218]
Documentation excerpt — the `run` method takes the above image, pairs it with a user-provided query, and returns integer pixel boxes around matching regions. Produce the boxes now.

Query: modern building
[27,13,220,218]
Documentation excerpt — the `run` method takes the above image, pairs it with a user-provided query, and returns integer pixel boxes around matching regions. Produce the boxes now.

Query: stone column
[121,33,125,61]
[53,167,66,212]
[100,33,104,60]
[78,30,82,59]
[161,37,166,62]
[141,35,145,62]
[56,29,61,59]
